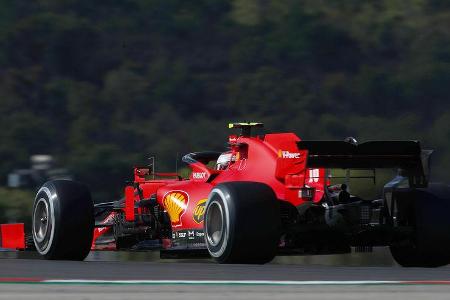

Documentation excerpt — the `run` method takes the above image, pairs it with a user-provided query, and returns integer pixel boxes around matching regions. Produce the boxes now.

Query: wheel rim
[206,201,224,247]
[33,198,52,250]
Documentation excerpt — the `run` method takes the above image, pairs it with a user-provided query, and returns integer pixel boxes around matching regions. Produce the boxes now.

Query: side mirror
[135,168,150,178]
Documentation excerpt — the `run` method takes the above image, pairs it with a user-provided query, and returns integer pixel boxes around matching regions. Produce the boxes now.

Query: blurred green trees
[0,0,448,215]
[0,187,33,224]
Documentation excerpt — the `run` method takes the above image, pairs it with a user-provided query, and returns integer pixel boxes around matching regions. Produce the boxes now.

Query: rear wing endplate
[297,140,431,188]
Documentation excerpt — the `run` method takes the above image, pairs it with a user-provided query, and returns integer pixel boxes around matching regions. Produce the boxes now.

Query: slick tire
[32,180,94,260]
[390,183,450,267]
[204,182,280,264]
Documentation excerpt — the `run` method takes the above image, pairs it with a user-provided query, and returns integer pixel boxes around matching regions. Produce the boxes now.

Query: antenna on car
[175,152,179,175]
[228,122,264,137]
[148,156,155,179]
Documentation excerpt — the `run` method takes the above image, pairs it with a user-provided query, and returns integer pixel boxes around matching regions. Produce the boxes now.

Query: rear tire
[32,180,94,260]
[390,183,450,267]
[204,182,280,264]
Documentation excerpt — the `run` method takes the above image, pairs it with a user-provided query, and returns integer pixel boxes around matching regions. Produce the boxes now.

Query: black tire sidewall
[32,186,59,256]
[32,180,94,260]
[204,191,233,260]
[205,182,280,264]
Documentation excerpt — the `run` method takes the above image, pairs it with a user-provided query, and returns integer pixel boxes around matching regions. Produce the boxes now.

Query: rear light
[299,187,314,199]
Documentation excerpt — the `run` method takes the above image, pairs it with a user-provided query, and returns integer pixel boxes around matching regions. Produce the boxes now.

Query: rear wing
[297,140,432,188]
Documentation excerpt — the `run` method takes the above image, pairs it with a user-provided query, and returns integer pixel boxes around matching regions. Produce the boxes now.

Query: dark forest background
[0,0,449,222]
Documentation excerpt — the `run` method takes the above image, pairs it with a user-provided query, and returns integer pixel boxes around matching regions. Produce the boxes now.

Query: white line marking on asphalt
[40,280,450,285]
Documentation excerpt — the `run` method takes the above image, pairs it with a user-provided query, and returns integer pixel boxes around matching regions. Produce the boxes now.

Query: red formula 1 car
[2,123,450,266]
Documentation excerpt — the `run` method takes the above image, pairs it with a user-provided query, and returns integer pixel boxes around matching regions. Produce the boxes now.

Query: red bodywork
[93,132,328,250]
[0,224,25,250]
[0,126,434,258]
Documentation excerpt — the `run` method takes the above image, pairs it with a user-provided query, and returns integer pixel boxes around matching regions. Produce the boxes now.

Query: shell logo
[193,199,207,224]
[163,191,189,227]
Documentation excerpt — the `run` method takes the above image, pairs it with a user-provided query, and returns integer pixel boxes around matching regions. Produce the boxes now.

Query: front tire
[204,182,280,264]
[32,180,94,260]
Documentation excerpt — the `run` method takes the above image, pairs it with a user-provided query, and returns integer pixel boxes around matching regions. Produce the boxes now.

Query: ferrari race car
[2,122,450,267]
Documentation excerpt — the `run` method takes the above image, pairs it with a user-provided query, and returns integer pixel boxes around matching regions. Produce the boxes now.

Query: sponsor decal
[96,213,115,235]
[97,227,108,234]
[102,213,115,224]
[193,198,207,224]
[237,158,247,170]
[192,172,207,180]
[163,191,189,227]
[172,229,206,244]
[278,150,301,159]
[172,230,204,238]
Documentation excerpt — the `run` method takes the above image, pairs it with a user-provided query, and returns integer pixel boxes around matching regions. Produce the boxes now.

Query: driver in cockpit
[215,152,235,170]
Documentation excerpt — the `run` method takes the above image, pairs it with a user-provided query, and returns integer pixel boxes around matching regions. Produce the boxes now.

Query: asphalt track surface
[1,249,450,299]
[0,284,449,300]
[1,256,450,281]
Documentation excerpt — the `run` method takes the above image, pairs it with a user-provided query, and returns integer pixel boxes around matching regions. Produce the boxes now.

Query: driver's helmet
[216,152,234,170]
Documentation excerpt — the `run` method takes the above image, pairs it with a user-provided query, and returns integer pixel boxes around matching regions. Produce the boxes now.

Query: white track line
[41,280,450,285]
